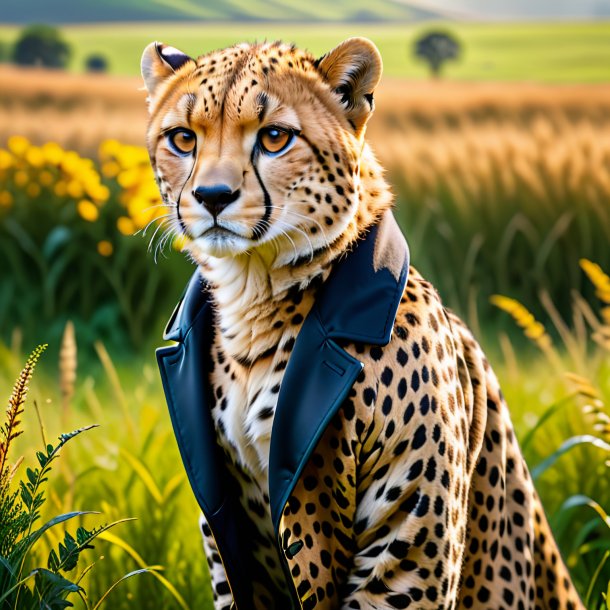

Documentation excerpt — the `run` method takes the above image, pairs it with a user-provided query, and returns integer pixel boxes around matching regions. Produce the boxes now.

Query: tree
[12,24,71,69]
[413,30,461,78]
[85,53,109,73]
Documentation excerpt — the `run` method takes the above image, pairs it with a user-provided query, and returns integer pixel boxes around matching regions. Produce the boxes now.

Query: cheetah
[147,37,585,609]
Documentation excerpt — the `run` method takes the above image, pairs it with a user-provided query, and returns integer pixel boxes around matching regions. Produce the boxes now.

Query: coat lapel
[156,273,258,608]
[268,211,409,530]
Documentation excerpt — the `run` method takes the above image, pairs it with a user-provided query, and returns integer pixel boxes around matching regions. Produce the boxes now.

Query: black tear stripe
[250,150,273,240]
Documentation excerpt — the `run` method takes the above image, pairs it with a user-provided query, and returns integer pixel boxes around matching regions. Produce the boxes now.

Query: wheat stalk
[59,320,77,421]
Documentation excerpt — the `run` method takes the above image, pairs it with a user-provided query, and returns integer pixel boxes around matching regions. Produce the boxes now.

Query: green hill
[1,0,442,24]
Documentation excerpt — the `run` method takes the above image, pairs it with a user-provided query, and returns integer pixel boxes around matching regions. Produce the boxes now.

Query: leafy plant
[0,136,191,355]
[0,345,152,609]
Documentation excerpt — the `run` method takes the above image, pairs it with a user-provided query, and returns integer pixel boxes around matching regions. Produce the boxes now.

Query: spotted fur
[143,38,584,610]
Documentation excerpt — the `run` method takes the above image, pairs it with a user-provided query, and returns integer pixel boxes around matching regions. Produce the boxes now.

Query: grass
[0,21,609,82]
[1,276,609,607]
[1,68,610,351]
[0,342,212,610]
[382,99,610,335]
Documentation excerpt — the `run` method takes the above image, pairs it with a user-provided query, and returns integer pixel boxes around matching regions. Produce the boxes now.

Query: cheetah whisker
[137,212,175,238]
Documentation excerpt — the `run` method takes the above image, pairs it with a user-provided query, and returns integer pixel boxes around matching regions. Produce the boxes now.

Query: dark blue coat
[156,211,409,608]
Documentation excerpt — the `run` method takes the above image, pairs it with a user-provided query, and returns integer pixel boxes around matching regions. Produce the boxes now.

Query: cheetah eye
[258,126,295,156]
[167,128,196,156]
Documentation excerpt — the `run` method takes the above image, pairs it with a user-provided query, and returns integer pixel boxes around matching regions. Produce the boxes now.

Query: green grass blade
[91,568,153,610]
[520,392,578,451]
[119,448,163,505]
[98,532,191,610]
[559,495,610,531]
[531,435,610,480]
[585,550,610,608]
[0,568,40,605]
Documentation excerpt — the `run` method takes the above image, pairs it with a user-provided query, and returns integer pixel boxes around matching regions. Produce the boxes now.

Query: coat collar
[163,211,409,346]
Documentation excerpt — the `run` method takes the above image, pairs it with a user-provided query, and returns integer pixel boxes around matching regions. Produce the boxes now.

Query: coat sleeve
[341,310,487,610]
[199,514,235,610]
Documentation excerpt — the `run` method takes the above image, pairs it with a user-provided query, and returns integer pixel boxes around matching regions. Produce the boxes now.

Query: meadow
[1,21,610,82]
[1,58,610,607]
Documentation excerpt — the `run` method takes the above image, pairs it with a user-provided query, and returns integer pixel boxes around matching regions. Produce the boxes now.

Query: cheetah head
[141,38,383,265]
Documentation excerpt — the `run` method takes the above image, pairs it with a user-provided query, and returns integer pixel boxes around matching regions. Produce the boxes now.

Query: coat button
[285,540,304,559]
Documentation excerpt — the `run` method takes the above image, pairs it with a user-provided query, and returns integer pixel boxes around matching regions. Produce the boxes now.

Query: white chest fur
[209,338,297,591]
[210,351,283,479]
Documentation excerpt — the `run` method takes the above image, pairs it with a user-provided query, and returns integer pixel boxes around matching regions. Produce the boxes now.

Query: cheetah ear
[316,37,382,136]
[141,41,195,96]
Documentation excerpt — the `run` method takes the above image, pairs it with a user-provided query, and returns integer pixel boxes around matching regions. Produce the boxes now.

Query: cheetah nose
[192,184,240,218]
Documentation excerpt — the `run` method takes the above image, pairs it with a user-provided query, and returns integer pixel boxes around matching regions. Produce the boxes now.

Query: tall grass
[0,345,159,610]
[492,260,610,608]
[0,338,212,610]
[1,70,609,352]
[382,108,610,334]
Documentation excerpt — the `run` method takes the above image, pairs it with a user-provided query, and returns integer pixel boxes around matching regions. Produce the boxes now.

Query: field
[1,54,610,608]
[0,21,610,81]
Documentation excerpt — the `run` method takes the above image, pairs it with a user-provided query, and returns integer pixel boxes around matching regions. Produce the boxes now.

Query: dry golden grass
[366,79,610,216]
[377,112,610,220]
[0,66,146,153]
[2,64,610,156]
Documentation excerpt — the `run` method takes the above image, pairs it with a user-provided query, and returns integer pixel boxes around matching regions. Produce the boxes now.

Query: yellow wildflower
[114,144,149,169]
[42,142,64,166]
[127,196,158,228]
[0,150,13,170]
[7,135,30,156]
[172,234,190,252]
[102,160,120,178]
[60,151,82,175]
[117,168,143,189]
[25,146,45,168]
[117,216,135,235]
[97,240,113,256]
[0,191,13,207]
[14,170,29,187]
[26,183,41,198]
[77,199,99,222]
[67,180,84,199]
[86,183,110,203]
[39,170,54,186]
[99,139,121,161]
[54,181,67,197]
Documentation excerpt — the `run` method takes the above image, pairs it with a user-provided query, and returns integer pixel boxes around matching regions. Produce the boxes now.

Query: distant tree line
[0,24,108,72]
[1,23,462,79]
